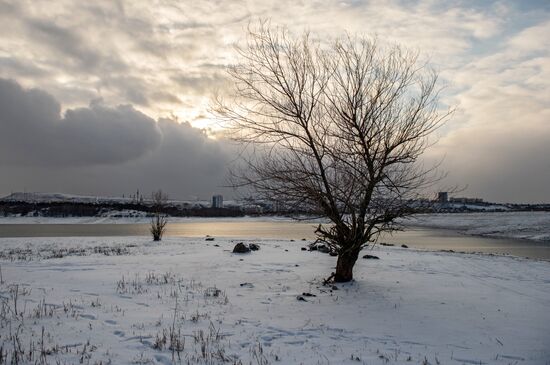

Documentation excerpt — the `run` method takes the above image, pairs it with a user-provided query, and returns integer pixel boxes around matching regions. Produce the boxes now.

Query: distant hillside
[1,192,210,206]
[0,192,244,218]
[2,192,131,204]
[1,192,548,218]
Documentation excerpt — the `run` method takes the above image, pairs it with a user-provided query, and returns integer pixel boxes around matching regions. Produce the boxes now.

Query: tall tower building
[212,194,223,208]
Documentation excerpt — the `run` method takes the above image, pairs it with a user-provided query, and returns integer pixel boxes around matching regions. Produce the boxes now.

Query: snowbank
[0,236,548,364]
[406,212,550,242]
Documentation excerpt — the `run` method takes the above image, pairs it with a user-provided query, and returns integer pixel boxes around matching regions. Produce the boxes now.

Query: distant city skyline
[0,1,549,203]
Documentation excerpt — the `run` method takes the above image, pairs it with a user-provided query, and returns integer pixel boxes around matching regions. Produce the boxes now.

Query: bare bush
[150,190,168,241]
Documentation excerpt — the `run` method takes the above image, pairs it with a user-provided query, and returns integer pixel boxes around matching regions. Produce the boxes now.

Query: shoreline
[1,211,548,242]
[1,214,549,261]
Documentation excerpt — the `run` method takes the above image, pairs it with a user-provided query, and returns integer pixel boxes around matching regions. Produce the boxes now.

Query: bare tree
[215,23,451,282]
[150,189,168,241]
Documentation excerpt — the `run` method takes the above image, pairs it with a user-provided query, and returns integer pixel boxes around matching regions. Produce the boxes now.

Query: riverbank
[405,211,550,242]
[0,235,549,364]
[2,214,550,260]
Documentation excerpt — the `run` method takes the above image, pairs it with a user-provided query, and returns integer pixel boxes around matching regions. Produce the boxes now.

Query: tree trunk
[334,248,360,282]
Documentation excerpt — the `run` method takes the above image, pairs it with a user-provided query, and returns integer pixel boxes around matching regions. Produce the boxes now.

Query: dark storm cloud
[0,78,161,166]
[0,78,232,198]
[123,118,231,197]
[0,120,233,200]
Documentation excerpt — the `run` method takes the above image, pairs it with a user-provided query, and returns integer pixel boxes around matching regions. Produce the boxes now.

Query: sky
[0,0,549,203]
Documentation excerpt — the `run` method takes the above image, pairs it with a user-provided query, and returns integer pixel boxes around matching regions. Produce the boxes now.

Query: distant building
[437,192,448,204]
[272,200,284,213]
[212,194,223,208]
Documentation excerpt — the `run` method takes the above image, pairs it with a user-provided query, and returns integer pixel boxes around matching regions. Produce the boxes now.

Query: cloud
[0,0,548,201]
[0,78,162,166]
[1,0,506,119]
[25,19,102,71]
[0,57,49,78]
[0,78,232,198]
[426,20,550,203]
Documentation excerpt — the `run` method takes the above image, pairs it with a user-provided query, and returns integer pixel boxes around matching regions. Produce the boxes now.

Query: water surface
[0,221,548,260]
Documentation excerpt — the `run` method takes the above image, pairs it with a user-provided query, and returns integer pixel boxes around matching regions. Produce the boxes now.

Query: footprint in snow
[79,313,96,320]
[453,358,487,365]
[499,355,525,361]
[284,340,305,345]
[154,354,172,365]
[104,319,117,325]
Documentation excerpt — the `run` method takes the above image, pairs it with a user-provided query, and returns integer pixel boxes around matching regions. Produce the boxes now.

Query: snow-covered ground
[406,212,550,242]
[0,236,548,364]
[441,202,510,211]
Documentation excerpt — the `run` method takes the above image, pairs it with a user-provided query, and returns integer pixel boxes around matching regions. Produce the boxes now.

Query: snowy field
[0,236,549,364]
[405,212,550,242]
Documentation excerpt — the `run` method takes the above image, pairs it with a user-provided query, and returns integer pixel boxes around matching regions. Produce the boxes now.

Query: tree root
[323,272,335,285]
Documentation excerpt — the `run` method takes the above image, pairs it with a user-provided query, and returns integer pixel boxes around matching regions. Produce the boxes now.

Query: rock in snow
[232,242,250,253]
